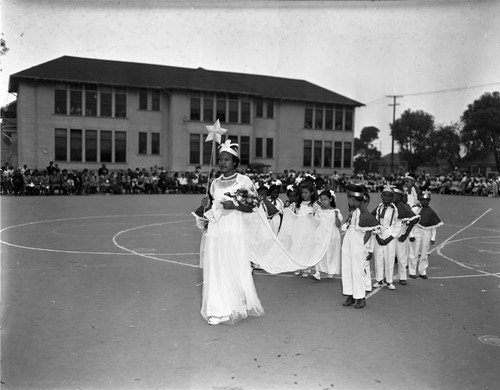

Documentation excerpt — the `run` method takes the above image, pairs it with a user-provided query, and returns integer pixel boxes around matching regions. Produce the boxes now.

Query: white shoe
[388,283,396,290]
[373,281,384,288]
[309,272,321,281]
[208,316,229,325]
[326,274,334,279]
[294,271,301,276]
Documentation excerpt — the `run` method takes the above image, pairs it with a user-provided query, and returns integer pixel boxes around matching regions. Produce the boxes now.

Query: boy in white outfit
[409,191,443,279]
[372,185,401,290]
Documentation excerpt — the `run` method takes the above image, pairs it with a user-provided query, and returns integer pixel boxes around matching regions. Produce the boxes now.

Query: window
[100,131,112,162]
[115,131,127,163]
[334,142,342,168]
[216,97,226,122]
[314,106,323,129]
[345,109,353,131]
[151,132,160,155]
[256,98,263,117]
[256,137,263,158]
[70,84,82,116]
[266,138,274,159]
[189,134,201,164]
[203,97,213,122]
[54,88,67,114]
[100,88,112,117]
[138,132,148,154]
[343,142,352,168]
[139,89,148,110]
[335,107,344,130]
[85,86,97,116]
[85,130,97,162]
[115,88,127,118]
[151,90,160,111]
[324,141,332,168]
[324,141,333,168]
[240,136,250,165]
[55,128,67,161]
[241,101,250,123]
[266,100,274,118]
[325,106,333,130]
[190,97,201,120]
[314,141,322,167]
[70,129,82,162]
[229,96,238,123]
[304,105,313,129]
[203,139,213,165]
[303,140,312,167]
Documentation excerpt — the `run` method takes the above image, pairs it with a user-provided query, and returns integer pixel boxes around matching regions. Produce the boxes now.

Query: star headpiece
[218,139,239,157]
[205,119,227,144]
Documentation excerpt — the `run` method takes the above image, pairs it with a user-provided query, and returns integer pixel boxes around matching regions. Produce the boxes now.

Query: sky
[1,0,500,155]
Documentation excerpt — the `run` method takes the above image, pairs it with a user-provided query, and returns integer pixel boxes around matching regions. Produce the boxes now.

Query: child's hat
[419,190,432,199]
[404,173,416,181]
[218,139,239,157]
[392,185,405,195]
[381,184,394,194]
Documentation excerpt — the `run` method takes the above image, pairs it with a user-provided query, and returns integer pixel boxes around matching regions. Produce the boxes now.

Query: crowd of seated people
[1,161,498,198]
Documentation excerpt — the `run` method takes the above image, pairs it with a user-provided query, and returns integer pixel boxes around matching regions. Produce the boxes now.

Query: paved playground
[1,193,499,389]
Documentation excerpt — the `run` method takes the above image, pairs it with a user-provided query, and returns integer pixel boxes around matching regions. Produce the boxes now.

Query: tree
[391,109,435,172]
[429,123,462,170]
[461,91,500,172]
[354,126,381,173]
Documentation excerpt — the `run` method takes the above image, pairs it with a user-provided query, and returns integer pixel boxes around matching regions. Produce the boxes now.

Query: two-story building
[4,56,362,175]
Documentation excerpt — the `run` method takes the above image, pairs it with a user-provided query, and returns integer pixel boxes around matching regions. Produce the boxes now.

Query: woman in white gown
[198,140,264,325]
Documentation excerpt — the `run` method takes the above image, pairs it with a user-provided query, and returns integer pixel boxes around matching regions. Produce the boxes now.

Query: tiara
[218,139,239,157]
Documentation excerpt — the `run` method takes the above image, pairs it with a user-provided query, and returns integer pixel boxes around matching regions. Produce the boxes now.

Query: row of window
[54,129,160,164]
[54,129,351,169]
[304,104,353,131]
[303,140,352,169]
[54,84,355,133]
[54,84,161,118]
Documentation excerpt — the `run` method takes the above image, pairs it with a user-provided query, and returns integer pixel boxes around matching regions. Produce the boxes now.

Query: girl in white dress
[198,141,264,325]
[289,181,319,277]
[310,190,342,280]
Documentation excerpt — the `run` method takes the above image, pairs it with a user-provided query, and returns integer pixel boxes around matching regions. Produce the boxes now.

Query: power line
[402,82,500,97]
[364,82,500,107]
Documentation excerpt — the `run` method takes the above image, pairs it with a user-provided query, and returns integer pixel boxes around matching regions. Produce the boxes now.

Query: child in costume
[291,181,319,277]
[393,185,420,285]
[310,189,342,281]
[409,190,443,279]
[362,191,375,293]
[268,183,285,234]
[341,184,380,309]
[372,185,401,290]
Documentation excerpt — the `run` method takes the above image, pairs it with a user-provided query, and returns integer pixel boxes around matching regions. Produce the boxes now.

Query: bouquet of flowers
[224,188,262,210]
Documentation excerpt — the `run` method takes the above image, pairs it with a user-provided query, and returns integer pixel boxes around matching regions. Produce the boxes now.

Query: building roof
[9,56,363,107]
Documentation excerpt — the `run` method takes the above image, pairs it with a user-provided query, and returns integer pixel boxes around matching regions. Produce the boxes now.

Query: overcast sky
[1,0,500,155]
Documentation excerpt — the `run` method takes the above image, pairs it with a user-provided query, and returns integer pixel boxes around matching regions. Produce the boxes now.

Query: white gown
[315,208,343,275]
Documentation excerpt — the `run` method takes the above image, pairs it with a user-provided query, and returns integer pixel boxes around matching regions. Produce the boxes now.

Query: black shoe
[342,296,355,307]
[399,280,407,285]
[354,298,366,309]
[409,274,417,279]
[419,274,428,279]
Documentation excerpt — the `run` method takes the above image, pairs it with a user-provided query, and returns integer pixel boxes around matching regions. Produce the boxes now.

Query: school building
[3,56,363,174]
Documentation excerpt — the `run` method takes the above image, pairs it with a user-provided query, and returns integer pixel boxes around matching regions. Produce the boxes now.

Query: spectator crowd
[1,161,499,198]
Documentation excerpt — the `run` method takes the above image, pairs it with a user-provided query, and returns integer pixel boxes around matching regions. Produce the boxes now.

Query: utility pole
[386,95,403,174]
